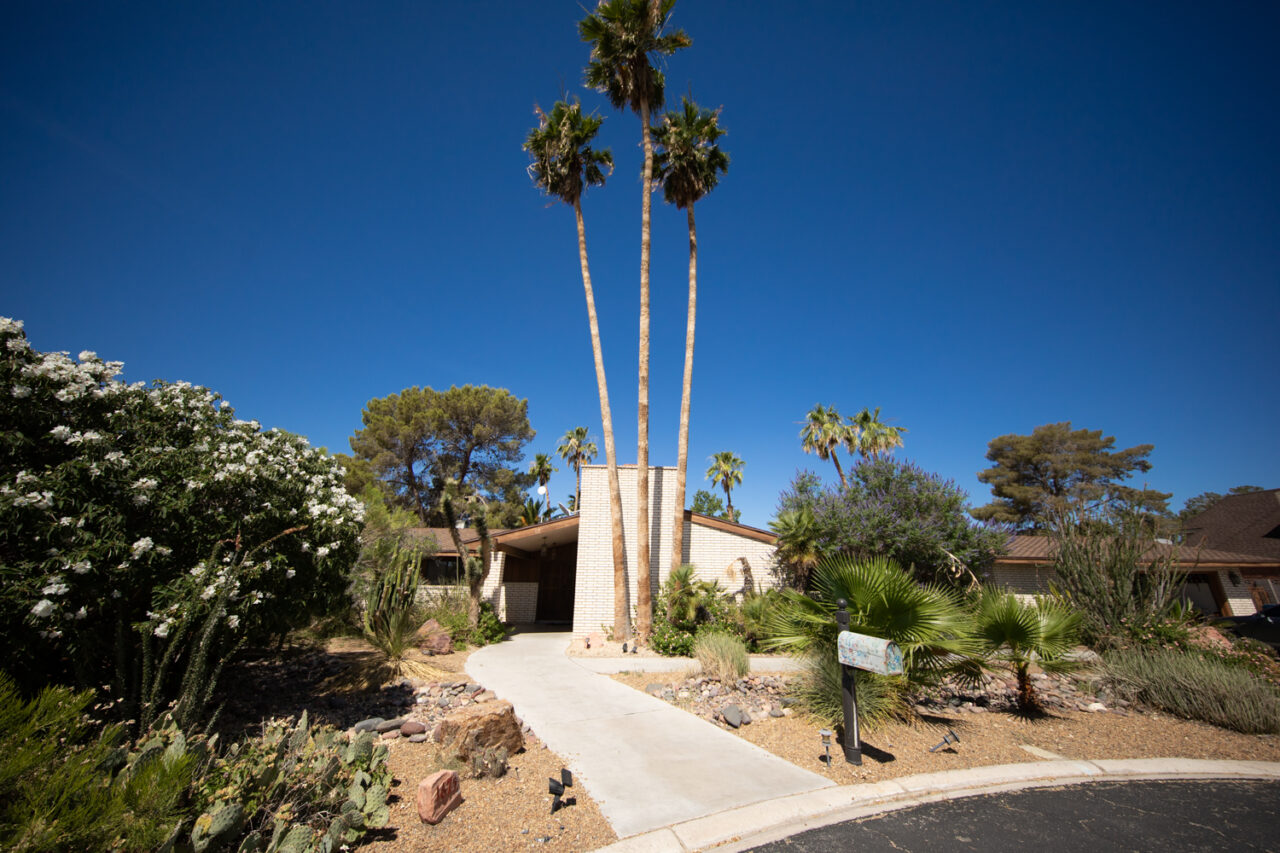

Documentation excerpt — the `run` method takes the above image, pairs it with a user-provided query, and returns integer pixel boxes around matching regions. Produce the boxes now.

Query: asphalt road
[748,780,1280,852]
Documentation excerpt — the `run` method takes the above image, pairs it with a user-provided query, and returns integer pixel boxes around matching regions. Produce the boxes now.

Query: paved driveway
[747,779,1280,852]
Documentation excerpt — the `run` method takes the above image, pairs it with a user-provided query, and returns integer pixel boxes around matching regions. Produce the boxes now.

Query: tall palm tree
[524,99,631,640]
[556,426,598,509]
[850,406,907,459]
[581,0,691,642]
[653,97,729,580]
[706,451,744,522]
[800,404,850,489]
[529,453,557,513]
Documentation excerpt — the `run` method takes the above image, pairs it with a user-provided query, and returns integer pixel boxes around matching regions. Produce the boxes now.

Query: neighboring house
[411,464,780,637]
[990,531,1280,617]
[1183,488,1280,610]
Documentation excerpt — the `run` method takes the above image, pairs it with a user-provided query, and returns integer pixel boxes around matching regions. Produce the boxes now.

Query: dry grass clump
[693,631,749,682]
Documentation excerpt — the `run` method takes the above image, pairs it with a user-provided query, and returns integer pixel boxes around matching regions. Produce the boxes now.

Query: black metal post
[835,599,862,765]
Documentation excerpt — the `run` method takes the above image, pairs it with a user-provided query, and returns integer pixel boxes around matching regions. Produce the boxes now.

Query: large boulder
[416,619,454,655]
[434,700,525,760]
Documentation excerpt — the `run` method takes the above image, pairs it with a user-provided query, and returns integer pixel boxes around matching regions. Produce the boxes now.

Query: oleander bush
[1101,646,1280,734]
[0,317,363,732]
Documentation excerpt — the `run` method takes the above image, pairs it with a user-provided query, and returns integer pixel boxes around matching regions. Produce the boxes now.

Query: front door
[536,544,577,623]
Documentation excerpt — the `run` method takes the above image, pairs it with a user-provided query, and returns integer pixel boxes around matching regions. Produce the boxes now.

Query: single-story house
[990,532,1280,617]
[412,464,781,637]
[1182,488,1280,610]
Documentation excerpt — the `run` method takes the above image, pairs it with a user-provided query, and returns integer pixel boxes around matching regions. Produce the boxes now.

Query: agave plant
[973,588,1083,712]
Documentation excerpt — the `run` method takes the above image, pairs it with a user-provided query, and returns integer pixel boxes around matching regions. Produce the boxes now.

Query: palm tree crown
[652,97,729,209]
[850,406,907,459]
[556,426,598,507]
[706,451,744,520]
[800,404,851,488]
[579,0,691,117]
[524,99,613,207]
[529,453,556,493]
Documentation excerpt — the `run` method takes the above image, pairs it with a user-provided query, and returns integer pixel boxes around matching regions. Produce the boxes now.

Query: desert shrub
[1047,501,1183,649]
[0,673,192,851]
[362,544,425,676]
[790,654,904,730]
[650,615,696,657]
[694,630,749,682]
[0,318,363,732]
[650,565,738,656]
[1100,646,1280,734]
[417,587,505,648]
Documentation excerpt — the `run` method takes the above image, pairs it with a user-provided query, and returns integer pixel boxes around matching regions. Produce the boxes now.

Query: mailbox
[837,631,904,676]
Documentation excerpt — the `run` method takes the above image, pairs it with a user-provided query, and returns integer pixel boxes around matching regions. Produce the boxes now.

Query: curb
[571,656,803,675]
[590,758,1280,852]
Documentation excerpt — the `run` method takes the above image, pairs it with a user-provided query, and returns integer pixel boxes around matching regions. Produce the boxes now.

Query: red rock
[417,770,462,825]
[400,720,427,736]
[417,619,454,655]
[587,631,605,649]
[381,730,400,740]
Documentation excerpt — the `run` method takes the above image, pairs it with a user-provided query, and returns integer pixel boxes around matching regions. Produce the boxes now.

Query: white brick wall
[989,565,1056,603]
[503,581,539,622]
[572,465,778,637]
[1220,571,1256,617]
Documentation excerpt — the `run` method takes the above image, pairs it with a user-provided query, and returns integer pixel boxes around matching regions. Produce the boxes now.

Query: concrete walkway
[574,654,803,675]
[465,631,832,838]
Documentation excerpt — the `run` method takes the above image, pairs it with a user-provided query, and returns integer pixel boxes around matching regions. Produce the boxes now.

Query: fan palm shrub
[973,588,1083,712]
[764,555,978,725]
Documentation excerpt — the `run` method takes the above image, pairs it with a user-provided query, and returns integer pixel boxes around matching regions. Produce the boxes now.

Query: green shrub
[0,673,191,852]
[694,630,749,682]
[650,615,695,657]
[790,654,905,731]
[468,602,507,646]
[1101,646,1280,734]
[420,585,471,638]
[362,544,425,677]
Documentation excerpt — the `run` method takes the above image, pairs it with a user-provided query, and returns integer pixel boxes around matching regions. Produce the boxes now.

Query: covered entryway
[494,516,580,625]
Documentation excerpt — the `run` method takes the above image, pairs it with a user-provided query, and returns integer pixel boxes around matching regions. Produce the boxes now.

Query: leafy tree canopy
[346,385,535,528]
[690,488,737,522]
[971,422,1171,528]
[1180,485,1267,521]
[776,460,1007,587]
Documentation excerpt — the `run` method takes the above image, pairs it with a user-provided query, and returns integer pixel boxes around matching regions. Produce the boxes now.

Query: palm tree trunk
[670,204,697,575]
[831,450,847,490]
[575,201,629,641]
[1016,663,1036,712]
[724,482,733,522]
[635,97,653,642]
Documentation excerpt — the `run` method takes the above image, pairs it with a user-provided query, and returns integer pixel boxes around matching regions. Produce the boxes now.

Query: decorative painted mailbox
[837,631,904,676]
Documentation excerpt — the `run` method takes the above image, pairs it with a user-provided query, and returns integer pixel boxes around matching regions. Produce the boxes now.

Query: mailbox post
[834,599,905,766]
[835,599,860,765]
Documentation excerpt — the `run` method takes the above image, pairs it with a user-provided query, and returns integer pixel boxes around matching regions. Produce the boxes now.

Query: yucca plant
[359,545,448,684]
[973,588,1083,712]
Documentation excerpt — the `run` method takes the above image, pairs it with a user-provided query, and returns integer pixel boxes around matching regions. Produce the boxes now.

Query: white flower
[42,577,69,596]
[31,599,55,618]
[132,477,158,491]
[200,584,216,601]
[78,350,97,362]
[70,560,91,574]
[315,545,331,558]
[59,516,76,527]
[227,615,240,629]
[12,385,30,397]
[50,425,71,440]
[131,537,154,557]
[286,569,296,579]
[73,607,87,620]
[154,621,170,638]
[104,451,127,466]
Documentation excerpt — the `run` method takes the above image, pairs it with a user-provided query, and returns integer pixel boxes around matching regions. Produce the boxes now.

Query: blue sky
[3,1,1277,527]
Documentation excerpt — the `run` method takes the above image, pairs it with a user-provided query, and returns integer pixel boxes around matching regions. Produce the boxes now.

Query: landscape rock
[375,717,407,733]
[353,717,385,733]
[381,730,400,740]
[722,705,743,728]
[407,733,430,743]
[417,770,462,825]
[435,699,525,760]
[401,720,427,736]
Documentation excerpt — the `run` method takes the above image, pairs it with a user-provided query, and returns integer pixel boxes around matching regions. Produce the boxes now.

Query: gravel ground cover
[611,669,1280,787]
[214,639,617,853]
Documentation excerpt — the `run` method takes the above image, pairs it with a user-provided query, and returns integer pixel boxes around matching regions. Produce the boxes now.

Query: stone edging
[591,758,1280,852]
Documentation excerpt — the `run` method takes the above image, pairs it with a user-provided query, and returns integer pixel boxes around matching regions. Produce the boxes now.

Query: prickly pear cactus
[191,802,246,853]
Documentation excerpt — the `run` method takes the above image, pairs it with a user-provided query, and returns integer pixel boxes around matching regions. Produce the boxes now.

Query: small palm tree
[769,505,822,590]
[654,96,729,585]
[525,98,630,641]
[765,555,979,725]
[850,406,907,459]
[556,426,598,508]
[529,452,557,512]
[974,588,1083,712]
[800,404,850,488]
[706,451,744,522]
[581,0,691,642]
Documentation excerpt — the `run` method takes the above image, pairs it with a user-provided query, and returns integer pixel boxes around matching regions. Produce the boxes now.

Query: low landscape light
[929,728,961,753]
[819,729,833,767]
